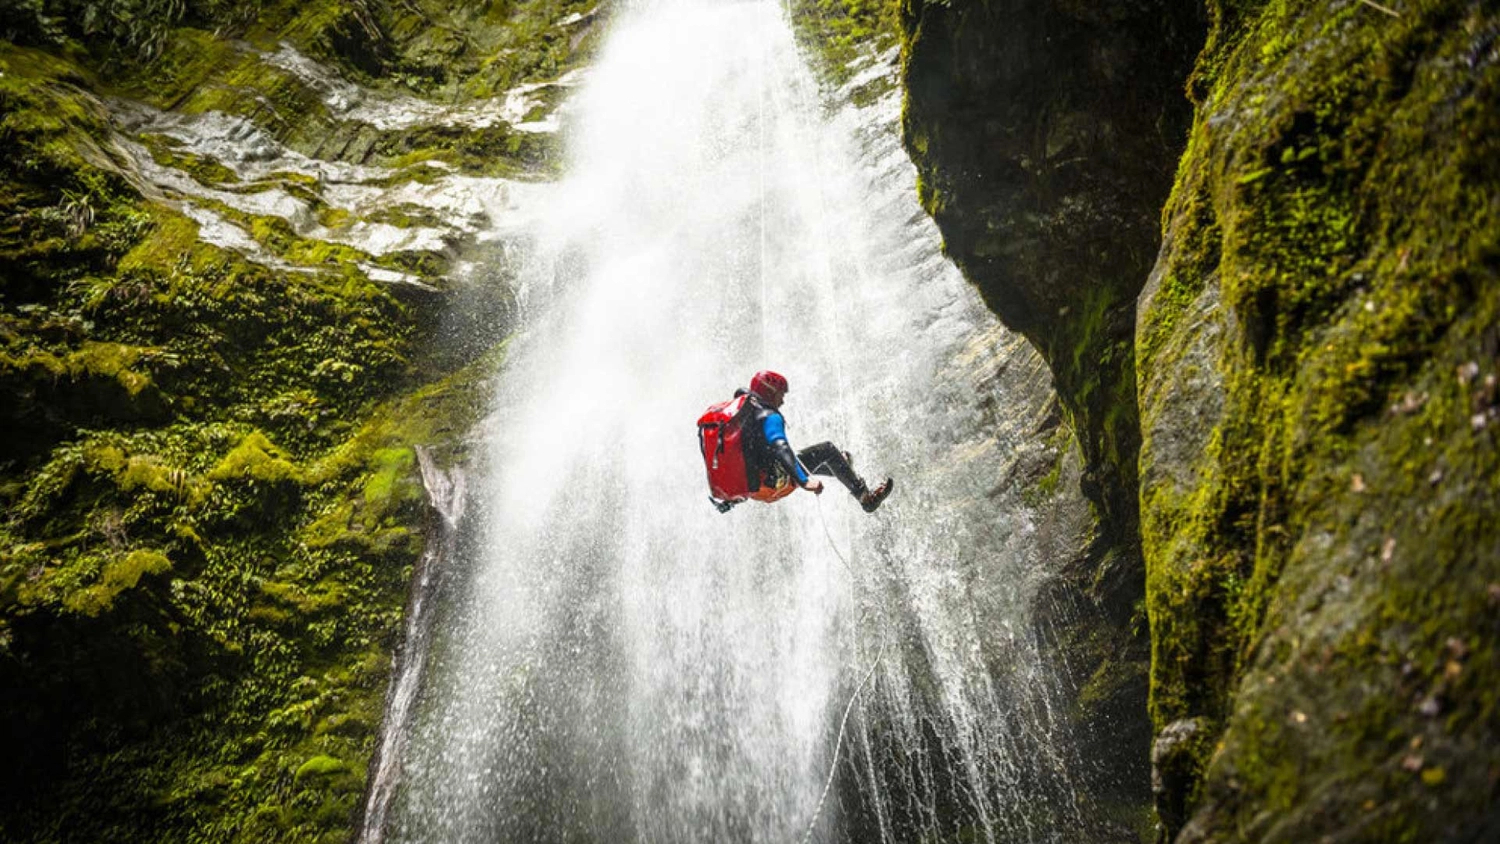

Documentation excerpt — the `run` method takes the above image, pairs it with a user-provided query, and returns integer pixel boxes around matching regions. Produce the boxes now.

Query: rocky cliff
[1139,1,1499,839]
[0,1,596,839]
[899,0,1205,578]
[896,0,1207,830]
[900,0,1500,839]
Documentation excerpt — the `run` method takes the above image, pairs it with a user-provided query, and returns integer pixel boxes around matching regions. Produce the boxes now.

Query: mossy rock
[788,0,901,84]
[1136,0,1500,839]
[292,754,348,784]
[898,0,1207,607]
[61,548,173,616]
[0,6,526,837]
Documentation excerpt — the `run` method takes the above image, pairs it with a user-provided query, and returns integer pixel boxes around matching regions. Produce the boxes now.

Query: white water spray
[378,2,1095,841]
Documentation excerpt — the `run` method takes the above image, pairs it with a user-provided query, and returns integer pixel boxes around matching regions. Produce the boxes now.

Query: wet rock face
[898,0,1204,582]
[0,1,595,840]
[898,2,1205,832]
[902,0,1500,839]
[1150,717,1205,836]
[1138,0,1500,839]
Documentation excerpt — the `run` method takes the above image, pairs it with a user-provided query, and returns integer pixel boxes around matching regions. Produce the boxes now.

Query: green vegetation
[1136,0,1500,837]
[788,0,898,85]
[0,190,503,835]
[0,0,598,839]
[899,0,1498,838]
[2,0,602,96]
[2,0,602,180]
[0,0,266,61]
[0,120,500,833]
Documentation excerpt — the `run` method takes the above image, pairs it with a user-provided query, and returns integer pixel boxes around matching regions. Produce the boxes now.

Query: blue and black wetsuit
[735,389,868,497]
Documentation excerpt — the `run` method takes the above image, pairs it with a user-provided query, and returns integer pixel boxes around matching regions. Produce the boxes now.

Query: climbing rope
[814,491,858,577]
[798,626,888,844]
[798,495,889,844]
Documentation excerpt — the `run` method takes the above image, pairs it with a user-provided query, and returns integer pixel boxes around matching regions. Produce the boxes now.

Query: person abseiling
[697,370,894,514]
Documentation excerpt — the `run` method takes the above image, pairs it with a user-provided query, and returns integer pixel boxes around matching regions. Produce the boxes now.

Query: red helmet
[749,370,789,407]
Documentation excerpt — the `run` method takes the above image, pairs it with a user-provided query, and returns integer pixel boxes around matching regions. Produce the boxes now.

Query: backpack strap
[698,420,726,470]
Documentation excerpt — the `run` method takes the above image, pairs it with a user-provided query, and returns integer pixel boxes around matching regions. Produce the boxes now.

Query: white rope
[798,494,888,844]
[814,490,857,577]
[757,20,771,359]
[799,628,887,844]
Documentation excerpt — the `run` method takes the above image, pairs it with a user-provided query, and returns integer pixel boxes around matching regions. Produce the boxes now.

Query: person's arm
[762,412,812,487]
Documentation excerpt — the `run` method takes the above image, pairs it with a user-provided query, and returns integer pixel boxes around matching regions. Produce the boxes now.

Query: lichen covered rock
[1137,0,1500,838]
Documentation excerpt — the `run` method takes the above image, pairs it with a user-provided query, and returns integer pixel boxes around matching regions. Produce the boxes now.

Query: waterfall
[373,1,1093,841]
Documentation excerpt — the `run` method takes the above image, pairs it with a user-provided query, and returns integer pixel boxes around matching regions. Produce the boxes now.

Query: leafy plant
[0,0,266,58]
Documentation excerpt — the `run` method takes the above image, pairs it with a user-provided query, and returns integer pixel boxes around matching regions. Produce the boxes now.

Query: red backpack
[697,394,795,505]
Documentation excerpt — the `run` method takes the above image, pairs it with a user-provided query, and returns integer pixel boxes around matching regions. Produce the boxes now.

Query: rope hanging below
[798,494,888,844]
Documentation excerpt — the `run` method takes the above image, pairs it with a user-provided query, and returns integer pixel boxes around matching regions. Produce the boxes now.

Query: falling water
[377,1,1096,841]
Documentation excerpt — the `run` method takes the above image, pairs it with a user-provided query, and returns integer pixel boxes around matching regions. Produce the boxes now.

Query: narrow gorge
[1,1,1495,842]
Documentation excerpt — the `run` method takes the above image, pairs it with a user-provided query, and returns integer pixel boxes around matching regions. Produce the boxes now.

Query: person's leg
[796,441,867,496]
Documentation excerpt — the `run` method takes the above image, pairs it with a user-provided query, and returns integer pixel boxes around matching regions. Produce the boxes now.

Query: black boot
[859,477,894,513]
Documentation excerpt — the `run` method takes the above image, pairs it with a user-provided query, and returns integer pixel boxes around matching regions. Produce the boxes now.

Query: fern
[1,0,266,59]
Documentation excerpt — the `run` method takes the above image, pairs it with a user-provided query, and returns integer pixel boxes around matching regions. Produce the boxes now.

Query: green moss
[1136,0,1500,837]
[362,447,415,506]
[140,134,241,186]
[1,341,158,394]
[314,205,353,230]
[62,548,172,616]
[210,432,304,485]
[0,1,566,840]
[119,453,200,504]
[116,207,207,272]
[375,122,562,177]
[1,29,502,844]
[362,203,443,231]
[239,210,370,272]
[71,342,156,394]
[1023,455,1064,507]
[292,754,347,783]
[789,0,900,84]
[116,26,243,107]
[0,345,501,839]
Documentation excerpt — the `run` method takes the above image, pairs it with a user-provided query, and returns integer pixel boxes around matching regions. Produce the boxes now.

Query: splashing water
[379,1,1095,841]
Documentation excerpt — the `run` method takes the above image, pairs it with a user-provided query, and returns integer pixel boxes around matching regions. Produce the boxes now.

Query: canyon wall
[899,0,1500,839]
